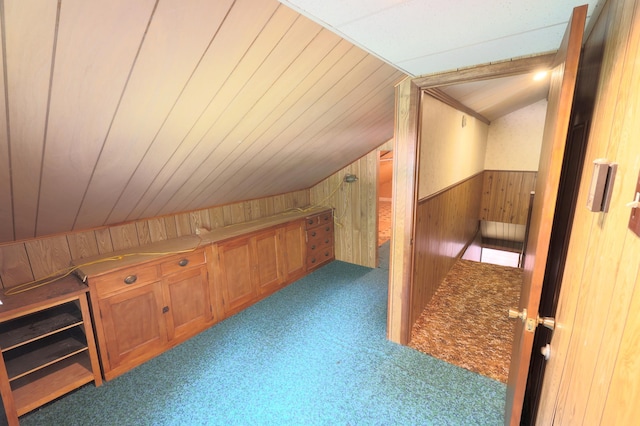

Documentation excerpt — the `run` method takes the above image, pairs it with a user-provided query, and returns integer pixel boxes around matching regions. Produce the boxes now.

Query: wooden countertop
[74,206,332,280]
[0,275,88,321]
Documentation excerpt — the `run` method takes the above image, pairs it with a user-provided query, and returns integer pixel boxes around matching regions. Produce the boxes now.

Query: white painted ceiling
[279,0,604,77]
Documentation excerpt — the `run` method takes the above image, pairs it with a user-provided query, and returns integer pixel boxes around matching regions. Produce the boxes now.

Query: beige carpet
[378,200,391,246]
[409,259,521,383]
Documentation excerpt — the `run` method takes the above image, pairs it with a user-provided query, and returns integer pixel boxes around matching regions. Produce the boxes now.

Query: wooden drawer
[307,231,333,252]
[305,210,333,229]
[306,222,333,240]
[91,264,160,298]
[306,246,334,269]
[159,250,206,276]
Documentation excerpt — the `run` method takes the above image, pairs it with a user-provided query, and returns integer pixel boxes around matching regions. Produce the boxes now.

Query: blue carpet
[16,243,505,425]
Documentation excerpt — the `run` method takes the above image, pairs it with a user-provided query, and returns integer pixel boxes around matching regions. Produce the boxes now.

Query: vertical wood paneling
[0,188,312,289]
[94,229,113,254]
[66,231,99,260]
[24,236,71,280]
[0,243,33,287]
[4,1,57,239]
[537,0,640,423]
[310,138,386,269]
[135,221,152,246]
[146,218,167,243]
[35,0,156,236]
[109,223,140,251]
[480,170,537,224]
[411,174,484,327]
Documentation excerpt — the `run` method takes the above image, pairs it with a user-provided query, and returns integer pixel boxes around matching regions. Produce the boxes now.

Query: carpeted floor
[378,200,391,246]
[12,243,506,426]
[410,259,521,383]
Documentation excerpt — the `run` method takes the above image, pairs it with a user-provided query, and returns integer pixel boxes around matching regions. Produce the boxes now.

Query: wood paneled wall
[310,141,392,268]
[538,0,640,423]
[0,190,309,289]
[410,173,484,327]
[480,170,537,224]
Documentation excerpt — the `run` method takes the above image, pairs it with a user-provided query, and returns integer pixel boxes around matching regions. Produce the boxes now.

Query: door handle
[508,308,527,322]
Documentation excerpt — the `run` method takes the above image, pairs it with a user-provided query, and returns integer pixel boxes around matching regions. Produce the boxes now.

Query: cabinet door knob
[162,306,170,314]
[178,258,189,267]
[123,275,137,285]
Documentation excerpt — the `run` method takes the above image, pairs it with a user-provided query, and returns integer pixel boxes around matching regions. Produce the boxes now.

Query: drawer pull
[310,258,316,264]
[178,258,189,267]
[311,231,317,237]
[325,239,330,244]
[162,306,170,314]
[307,219,314,225]
[124,275,137,285]
[324,252,330,257]
[311,244,316,250]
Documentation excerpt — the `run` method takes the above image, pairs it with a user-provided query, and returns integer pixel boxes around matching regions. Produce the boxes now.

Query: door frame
[388,52,555,344]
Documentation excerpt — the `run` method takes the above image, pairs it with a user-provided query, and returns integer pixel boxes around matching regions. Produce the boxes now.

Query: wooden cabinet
[280,220,306,281]
[88,249,211,380]
[0,277,101,425]
[78,208,331,382]
[305,209,335,270]
[214,227,284,316]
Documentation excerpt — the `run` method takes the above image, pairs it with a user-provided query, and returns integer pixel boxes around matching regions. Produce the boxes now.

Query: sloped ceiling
[0,0,605,245]
[0,0,405,243]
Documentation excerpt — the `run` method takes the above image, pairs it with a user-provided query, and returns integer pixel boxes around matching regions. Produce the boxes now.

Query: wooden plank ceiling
[0,0,405,243]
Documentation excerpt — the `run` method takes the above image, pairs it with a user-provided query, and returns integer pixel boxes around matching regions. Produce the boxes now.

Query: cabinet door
[281,221,306,281]
[217,236,257,315]
[98,282,167,378]
[253,229,283,295]
[163,265,212,342]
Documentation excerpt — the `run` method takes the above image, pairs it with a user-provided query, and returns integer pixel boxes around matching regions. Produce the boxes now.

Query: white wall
[484,99,547,171]
[418,94,489,199]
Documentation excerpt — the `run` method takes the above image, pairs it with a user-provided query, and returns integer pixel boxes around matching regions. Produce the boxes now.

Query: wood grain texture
[538,1,640,424]
[4,1,57,240]
[387,79,421,345]
[0,190,310,289]
[411,173,484,326]
[507,5,586,424]
[309,144,383,268]
[480,171,537,224]
[0,0,400,245]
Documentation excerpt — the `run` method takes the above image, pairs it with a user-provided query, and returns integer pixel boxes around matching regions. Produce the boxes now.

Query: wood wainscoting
[410,172,484,326]
[480,170,537,225]
[0,190,309,289]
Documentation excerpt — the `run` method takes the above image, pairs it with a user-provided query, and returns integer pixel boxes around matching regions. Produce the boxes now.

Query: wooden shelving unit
[0,276,102,425]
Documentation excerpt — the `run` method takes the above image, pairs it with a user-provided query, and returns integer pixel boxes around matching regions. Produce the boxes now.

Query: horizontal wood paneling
[480,170,537,224]
[0,0,403,244]
[0,190,309,289]
[410,173,484,328]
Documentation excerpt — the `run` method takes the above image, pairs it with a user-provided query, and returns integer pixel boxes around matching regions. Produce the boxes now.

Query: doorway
[378,150,393,246]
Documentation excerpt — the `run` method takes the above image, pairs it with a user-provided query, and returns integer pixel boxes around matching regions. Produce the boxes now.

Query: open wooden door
[505,5,587,425]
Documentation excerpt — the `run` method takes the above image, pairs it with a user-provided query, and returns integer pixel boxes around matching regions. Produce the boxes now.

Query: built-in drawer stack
[305,209,334,271]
